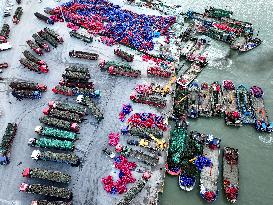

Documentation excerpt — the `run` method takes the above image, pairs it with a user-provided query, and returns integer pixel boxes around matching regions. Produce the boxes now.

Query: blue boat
[236,85,255,124]
[250,86,273,132]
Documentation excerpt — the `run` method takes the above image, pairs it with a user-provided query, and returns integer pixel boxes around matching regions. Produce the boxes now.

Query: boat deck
[222,89,238,113]
[199,87,212,117]
[200,146,220,194]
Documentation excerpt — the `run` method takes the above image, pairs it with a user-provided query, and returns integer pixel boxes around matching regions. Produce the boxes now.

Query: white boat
[200,135,220,203]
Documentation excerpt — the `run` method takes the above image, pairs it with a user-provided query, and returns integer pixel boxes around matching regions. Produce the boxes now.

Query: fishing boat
[249,86,273,132]
[187,82,200,118]
[173,86,189,119]
[179,163,197,191]
[205,7,233,19]
[239,37,262,52]
[180,38,197,57]
[236,85,255,124]
[186,38,208,62]
[176,59,207,88]
[200,135,221,203]
[222,80,241,126]
[178,131,204,191]
[210,81,224,117]
[180,24,195,42]
[199,82,212,117]
[223,147,239,203]
[230,37,247,50]
[166,123,188,176]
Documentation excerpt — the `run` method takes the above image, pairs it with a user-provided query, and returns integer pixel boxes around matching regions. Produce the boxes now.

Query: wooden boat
[239,37,262,52]
[166,124,188,175]
[186,38,208,62]
[173,86,189,119]
[236,85,255,124]
[179,163,197,191]
[205,7,233,19]
[176,59,207,88]
[250,86,273,132]
[222,80,241,126]
[210,81,224,117]
[180,38,197,57]
[178,131,204,191]
[200,135,221,203]
[199,82,212,117]
[223,147,239,203]
[187,82,200,118]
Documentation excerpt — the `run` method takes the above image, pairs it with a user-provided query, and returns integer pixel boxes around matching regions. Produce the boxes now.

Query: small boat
[165,163,181,176]
[187,82,200,118]
[173,86,189,119]
[180,24,195,42]
[200,135,221,203]
[239,37,262,52]
[199,82,212,117]
[180,38,197,57]
[205,7,233,19]
[236,85,255,124]
[186,38,208,62]
[166,124,188,175]
[176,59,207,88]
[178,131,204,191]
[230,37,246,50]
[250,86,273,132]
[222,80,241,126]
[210,81,224,117]
[223,147,239,203]
[179,163,197,191]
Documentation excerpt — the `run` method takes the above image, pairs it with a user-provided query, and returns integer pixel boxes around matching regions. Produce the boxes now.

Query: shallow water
[160,0,273,205]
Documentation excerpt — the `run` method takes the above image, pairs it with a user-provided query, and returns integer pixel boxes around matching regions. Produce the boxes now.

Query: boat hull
[223,147,239,203]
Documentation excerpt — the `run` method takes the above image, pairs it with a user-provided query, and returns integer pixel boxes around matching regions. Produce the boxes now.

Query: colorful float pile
[49,0,176,51]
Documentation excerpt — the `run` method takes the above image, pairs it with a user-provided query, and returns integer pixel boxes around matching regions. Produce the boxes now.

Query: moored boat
[179,163,197,191]
[249,86,273,132]
[205,7,233,19]
[187,82,200,118]
[166,123,188,176]
[199,82,212,117]
[173,85,189,119]
[186,38,208,62]
[222,80,241,126]
[239,37,262,52]
[200,135,221,203]
[178,131,204,191]
[223,147,239,203]
[180,38,197,57]
[176,59,207,88]
[210,81,224,117]
[236,85,255,124]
